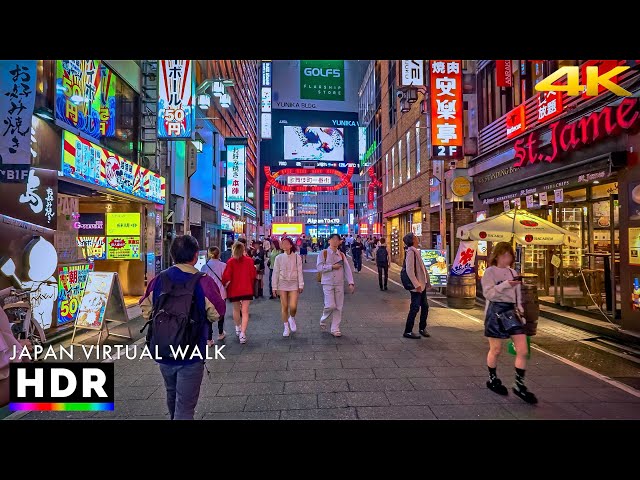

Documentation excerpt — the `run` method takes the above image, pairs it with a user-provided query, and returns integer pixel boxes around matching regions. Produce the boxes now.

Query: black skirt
[484,301,526,339]
[229,295,254,303]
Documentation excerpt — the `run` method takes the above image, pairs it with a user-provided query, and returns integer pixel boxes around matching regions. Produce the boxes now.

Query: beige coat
[405,246,430,292]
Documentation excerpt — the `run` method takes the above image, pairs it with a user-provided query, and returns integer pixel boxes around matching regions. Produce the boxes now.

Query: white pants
[320,284,345,333]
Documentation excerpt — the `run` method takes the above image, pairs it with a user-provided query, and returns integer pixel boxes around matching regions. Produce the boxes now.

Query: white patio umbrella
[457,209,580,247]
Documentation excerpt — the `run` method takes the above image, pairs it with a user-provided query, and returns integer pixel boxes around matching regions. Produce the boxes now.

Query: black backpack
[376,246,389,266]
[142,268,206,360]
[400,248,418,291]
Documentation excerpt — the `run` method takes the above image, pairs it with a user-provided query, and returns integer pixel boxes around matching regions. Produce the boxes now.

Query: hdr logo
[10,363,114,412]
[303,67,341,78]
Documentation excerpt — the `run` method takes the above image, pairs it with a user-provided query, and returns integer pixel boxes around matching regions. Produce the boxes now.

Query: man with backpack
[139,235,226,420]
[375,237,390,291]
[401,233,431,339]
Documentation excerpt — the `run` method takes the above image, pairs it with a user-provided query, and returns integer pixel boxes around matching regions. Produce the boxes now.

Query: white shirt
[481,266,522,313]
[317,247,354,286]
[272,252,304,290]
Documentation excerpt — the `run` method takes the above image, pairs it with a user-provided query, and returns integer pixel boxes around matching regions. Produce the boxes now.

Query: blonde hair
[232,241,245,259]
[488,242,515,267]
[208,247,220,259]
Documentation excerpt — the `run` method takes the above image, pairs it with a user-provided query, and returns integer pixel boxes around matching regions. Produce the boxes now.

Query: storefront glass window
[592,182,618,199]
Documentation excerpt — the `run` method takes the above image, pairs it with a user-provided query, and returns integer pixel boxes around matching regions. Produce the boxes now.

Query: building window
[391,146,396,189]
[388,61,397,127]
[385,153,389,192]
[398,141,402,185]
[415,121,421,173]
[406,130,411,180]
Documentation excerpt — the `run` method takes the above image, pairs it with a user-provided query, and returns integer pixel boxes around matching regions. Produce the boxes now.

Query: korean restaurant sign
[225,138,247,202]
[55,60,102,139]
[0,60,37,183]
[400,60,424,87]
[514,97,640,168]
[506,104,526,139]
[430,60,463,159]
[158,60,194,139]
[62,130,166,204]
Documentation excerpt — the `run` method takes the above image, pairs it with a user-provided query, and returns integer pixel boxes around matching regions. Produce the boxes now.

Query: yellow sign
[629,227,640,266]
[106,212,141,236]
[451,177,471,197]
[107,236,141,260]
[535,66,631,97]
[272,223,302,235]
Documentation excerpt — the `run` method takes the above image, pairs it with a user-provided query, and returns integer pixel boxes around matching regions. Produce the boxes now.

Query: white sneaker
[235,326,241,337]
[283,323,290,337]
[239,332,247,344]
[288,316,297,333]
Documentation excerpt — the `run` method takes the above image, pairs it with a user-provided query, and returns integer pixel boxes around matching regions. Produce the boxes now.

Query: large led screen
[283,126,344,162]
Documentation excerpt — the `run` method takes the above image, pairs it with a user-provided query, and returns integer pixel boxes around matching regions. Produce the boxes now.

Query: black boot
[513,368,538,404]
[486,366,508,396]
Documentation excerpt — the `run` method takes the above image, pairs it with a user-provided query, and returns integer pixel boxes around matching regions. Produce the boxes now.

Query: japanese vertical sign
[451,240,477,276]
[158,60,194,139]
[55,60,102,139]
[4,167,57,229]
[401,60,424,86]
[225,138,247,202]
[57,263,93,326]
[99,64,116,137]
[496,60,513,87]
[537,91,563,122]
[0,61,37,183]
[430,60,463,159]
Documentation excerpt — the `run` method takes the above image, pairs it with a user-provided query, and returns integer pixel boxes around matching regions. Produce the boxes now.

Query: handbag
[400,248,418,291]
[488,301,523,332]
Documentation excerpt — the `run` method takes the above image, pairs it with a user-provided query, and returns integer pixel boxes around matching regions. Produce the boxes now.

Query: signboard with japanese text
[158,60,194,139]
[106,236,141,260]
[57,263,93,326]
[496,60,513,87]
[99,64,116,137]
[223,188,242,216]
[506,104,526,139]
[261,87,271,112]
[287,176,332,186]
[537,91,563,123]
[300,60,344,101]
[401,60,424,86]
[262,61,272,86]
[430,60,463,159]
[3,167,57,229]
[261,112,272,139]
[106,212,141,236]
[62,131,166,204]
[77,236,106,260]
[0,60,37,182]
[225,139,247,202]
[420,249,448,287]
[73,213,105,235]
[55,60,102,139]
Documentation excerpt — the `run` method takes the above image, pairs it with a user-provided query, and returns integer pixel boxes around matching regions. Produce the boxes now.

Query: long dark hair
[280,236,296,253]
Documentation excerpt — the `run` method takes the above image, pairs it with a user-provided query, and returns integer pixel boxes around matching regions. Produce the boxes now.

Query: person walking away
[220,238,234,263]
[200,247,228,342]
[253,243,266,298]
[221,242,256,344]
[272,236,304,337]
[403,233,431,339]
[140,235,226,420]
[268,239,283,299]
[312,236,317,252]
[482,242,537,404]
[351,235,364,272]
[317,233,355,337]
[299,237,308,263]
[376,237,390,291]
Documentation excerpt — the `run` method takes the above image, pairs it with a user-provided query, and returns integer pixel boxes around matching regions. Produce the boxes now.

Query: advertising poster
[158,60,194,139]
[106,212,141,236]
[629,181,640,221]
[300,60,344,101]
[62,130,166,204]
[451,241,477,276]
[57,263,93,325]
[76,236,106,260]
[593,200,618,228]
[284,126,344,161]
[420,249,448,287]
[99,64,116,137]
[107,236,141,260]
[75,272,113,328]
[629,227,640,266]
[539,191,548,206]
[55,60,102,139]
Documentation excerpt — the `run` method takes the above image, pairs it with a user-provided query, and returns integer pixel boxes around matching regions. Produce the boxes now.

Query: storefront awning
[384,202,420,218]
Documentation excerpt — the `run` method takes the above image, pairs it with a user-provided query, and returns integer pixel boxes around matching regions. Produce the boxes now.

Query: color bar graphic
[9,403,114,412]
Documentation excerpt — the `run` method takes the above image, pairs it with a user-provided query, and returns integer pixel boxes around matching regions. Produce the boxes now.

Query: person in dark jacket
[220,239,234,263]
[376,237,390,291]
[351,235,364,273]
[253,243,266,298]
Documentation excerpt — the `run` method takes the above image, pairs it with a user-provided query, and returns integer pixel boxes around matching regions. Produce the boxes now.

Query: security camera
[396,90,404,99]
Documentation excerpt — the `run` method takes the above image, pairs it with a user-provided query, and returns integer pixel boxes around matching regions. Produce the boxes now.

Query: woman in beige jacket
[403,233,432,339]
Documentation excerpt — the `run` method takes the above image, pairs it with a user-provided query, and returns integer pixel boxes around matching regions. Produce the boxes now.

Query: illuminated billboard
[272,223,303,235]
[284,126,344,161]
[106,212,141,236]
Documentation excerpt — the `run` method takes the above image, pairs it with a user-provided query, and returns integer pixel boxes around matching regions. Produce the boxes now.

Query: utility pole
[185,141,198,236]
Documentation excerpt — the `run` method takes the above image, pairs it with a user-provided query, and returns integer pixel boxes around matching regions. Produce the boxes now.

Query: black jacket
[376,245,389,267]
[351,241,364,257]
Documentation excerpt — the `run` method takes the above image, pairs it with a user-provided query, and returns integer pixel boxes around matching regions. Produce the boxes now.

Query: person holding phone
[481,241,537,404]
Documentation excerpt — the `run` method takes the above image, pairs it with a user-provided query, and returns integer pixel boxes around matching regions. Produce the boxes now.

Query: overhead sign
[55,60,102,139]
[261,87,272,112]
[506,104,526,139]
[496,60,513,87]
[430,60,463,159]
[226,142,247,202]
[62,130,166,204]
[300,60,344,101]
[306,218,340,225]
[401,60,424,86]
[57,263,93,326]
[158,60,194,139]
[106,212,141,236]
[272,223,302,235]
[243,202,257,218]
[106,236,141,260]
[287,176,332,186]
[262,61,272,86]
[223,189,242,215]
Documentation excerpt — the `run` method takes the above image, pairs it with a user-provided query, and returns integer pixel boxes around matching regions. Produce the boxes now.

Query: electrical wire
[578,266,621,330]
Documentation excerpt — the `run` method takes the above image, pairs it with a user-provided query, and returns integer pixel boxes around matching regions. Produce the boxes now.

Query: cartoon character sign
[105,155,122,188]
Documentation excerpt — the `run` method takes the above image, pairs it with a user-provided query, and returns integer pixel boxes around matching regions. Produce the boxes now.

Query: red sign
[430,60,463,159]
[580,60,619,99]
[514,97,640,167]
[506,104,526,139]
[538,91,563,122]
[496,60,513,87]
[520,220,538,227]
[525,235,534,243]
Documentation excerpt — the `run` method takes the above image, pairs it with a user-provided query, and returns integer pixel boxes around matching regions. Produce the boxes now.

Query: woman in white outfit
[272,237,304,337]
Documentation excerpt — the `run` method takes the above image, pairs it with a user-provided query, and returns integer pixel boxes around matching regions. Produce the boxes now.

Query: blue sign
[243,202,257,218]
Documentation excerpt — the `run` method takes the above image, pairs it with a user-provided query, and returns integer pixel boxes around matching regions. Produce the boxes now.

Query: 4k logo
[535,64,631,97]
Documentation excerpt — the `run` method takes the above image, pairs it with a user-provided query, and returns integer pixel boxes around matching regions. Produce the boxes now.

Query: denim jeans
[405,289,429,334]
[158,361,204,420]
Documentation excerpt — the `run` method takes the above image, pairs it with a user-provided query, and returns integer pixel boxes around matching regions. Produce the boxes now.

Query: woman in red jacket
[222,241,257,344]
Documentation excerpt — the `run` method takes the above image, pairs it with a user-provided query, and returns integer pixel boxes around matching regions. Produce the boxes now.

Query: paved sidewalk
[9,253,640,420]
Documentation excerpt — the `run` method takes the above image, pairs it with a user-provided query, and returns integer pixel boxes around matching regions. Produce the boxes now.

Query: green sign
[300,60,344,101]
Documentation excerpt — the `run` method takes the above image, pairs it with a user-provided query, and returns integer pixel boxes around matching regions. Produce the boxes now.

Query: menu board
[106,212,141,236]
[420,249,448,287]
[107,236,141,260]
[77,236,106,260]
[57,263,94,325]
